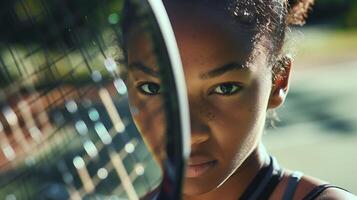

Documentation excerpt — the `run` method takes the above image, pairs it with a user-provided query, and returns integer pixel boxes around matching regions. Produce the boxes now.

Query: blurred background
[0,1,161,199]
[264,0,357,193]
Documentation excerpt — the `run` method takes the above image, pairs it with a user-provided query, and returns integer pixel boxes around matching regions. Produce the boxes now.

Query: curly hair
[226,0,314,63]
[287,0,314,25]
[122,0,314,62]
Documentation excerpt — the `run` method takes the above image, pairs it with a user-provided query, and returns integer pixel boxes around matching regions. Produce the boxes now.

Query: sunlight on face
[126,2,275,196]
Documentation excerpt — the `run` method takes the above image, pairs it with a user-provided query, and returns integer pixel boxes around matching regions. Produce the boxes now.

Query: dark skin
[126,3,356,200]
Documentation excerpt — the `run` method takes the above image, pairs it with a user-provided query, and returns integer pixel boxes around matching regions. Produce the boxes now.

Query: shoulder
[316,187,357,200]
[294,174,357,200]
[271,170,357,200]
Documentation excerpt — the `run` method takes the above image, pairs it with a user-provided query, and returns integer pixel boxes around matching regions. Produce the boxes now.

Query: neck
[183,143,270,200]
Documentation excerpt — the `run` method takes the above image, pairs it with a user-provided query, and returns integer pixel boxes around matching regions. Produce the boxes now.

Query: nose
[189,97,211,146]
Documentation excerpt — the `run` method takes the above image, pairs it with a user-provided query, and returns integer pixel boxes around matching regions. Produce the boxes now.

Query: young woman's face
[126,4,276,196]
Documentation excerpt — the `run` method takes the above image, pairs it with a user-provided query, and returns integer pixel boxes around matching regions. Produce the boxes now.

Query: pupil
[149,84,159,93]
[221,84,233,93]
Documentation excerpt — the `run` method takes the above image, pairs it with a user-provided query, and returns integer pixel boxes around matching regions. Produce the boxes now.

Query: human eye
[210,82,243,96]
[136,81,162,95]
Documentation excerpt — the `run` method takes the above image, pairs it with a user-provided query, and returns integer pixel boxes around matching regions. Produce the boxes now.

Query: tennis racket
[0,0,190,199]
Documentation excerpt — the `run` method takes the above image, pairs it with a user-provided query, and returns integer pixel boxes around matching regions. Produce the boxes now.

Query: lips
[186,154,217,178]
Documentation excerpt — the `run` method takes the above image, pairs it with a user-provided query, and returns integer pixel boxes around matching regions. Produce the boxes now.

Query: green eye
[212,83,242,96]
[137,82,161,95]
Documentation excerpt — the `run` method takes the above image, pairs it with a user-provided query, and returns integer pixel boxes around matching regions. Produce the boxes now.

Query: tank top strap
[302,184,350,200]
[282,171,303,200]
[239,156,283,200]
[256,157,283,200]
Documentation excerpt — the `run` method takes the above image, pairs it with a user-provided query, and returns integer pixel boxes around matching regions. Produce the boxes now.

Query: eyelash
[209,82,243,96]
[136,81,161,96]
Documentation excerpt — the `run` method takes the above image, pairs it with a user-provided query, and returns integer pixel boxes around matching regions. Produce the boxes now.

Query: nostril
[190,132,210,146]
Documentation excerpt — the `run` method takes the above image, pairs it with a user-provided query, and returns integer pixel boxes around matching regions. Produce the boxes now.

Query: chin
[182,168,223,196]
[183,178,214,196]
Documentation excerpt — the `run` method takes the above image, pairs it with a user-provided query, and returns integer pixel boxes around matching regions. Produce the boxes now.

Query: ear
[268,55,292,109]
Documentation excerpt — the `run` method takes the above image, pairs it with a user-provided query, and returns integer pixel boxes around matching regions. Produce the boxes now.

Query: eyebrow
[199,62,246,79]
[129,62,245,79]
[128,62,159,77]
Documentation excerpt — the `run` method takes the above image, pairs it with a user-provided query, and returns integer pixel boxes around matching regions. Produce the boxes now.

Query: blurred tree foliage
[308,0,357,29]
[0,0,124,47]
[345,0,357,28]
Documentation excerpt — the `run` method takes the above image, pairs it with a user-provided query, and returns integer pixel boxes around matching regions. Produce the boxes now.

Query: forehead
[127,1,269,73]
[169,10,254,49]
[166,3,261,69]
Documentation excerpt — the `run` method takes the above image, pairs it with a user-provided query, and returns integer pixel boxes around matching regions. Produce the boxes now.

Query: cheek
[209,78,271,158]
[213,80,269,128]
[127,88,166,162]
[132,105,166,140]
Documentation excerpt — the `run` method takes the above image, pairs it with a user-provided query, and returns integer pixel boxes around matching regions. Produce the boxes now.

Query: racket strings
[0,0,161,199]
